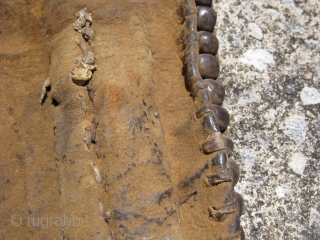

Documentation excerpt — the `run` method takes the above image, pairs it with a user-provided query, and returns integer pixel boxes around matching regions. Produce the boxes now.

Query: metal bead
[201,89,211,103]
[234,192,243,216]
[211,151,227,169]
[198,31,219,55]
[198,54,220,79]
[195,0,212,7]
[229,159,240,188]
[202,113,220,133]
[212,105,230,131]
[229,215,241,233]
[204,79,225,105]
[197,6,217,32]
[223,135,234,156]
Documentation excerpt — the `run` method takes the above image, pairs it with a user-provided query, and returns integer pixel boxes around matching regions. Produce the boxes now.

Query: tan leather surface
[0,1,239,239]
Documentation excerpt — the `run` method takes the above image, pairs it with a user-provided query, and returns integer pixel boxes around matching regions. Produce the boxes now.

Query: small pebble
[238,8,254,21]
[222,77,231,87]
[305,110,316,118]
[266,9,280,20]
[283,115,307,144]
[239,49,275,70]
[303,72,313,80]
[248,23,263,40]
[308,0,317,6]
[289,152,308,175]
[228,33,243,48]
[300,86,320,105]
[154,112,159,118]
[300,204,308,213]
[267,23,275,31]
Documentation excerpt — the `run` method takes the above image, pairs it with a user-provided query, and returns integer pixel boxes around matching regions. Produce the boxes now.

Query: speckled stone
[214,0,320,239]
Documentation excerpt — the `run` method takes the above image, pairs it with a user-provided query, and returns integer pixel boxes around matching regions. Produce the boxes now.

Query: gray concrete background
[213,0,320,239]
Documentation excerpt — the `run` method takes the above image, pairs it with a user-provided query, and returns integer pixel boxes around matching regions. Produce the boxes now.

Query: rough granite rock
[214,0,320,239]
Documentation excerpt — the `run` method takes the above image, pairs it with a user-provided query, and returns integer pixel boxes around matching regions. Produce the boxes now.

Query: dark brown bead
[194,89,212,107]
[197,6,217,32]
[212,151,227,169]
[234,192,244,216]
[229,215,241,233]
[195,0,212,7]
[223,135,234,156]
[212,105,229,131]
[202,113,220,133]
[204,79,225,105]
[229,160,240,188]
[198,31,219,55]
[201,89,211,104]
[198,54,220,79]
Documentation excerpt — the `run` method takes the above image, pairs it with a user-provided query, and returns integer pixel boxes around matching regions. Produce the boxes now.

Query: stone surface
[214,0,320,239]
